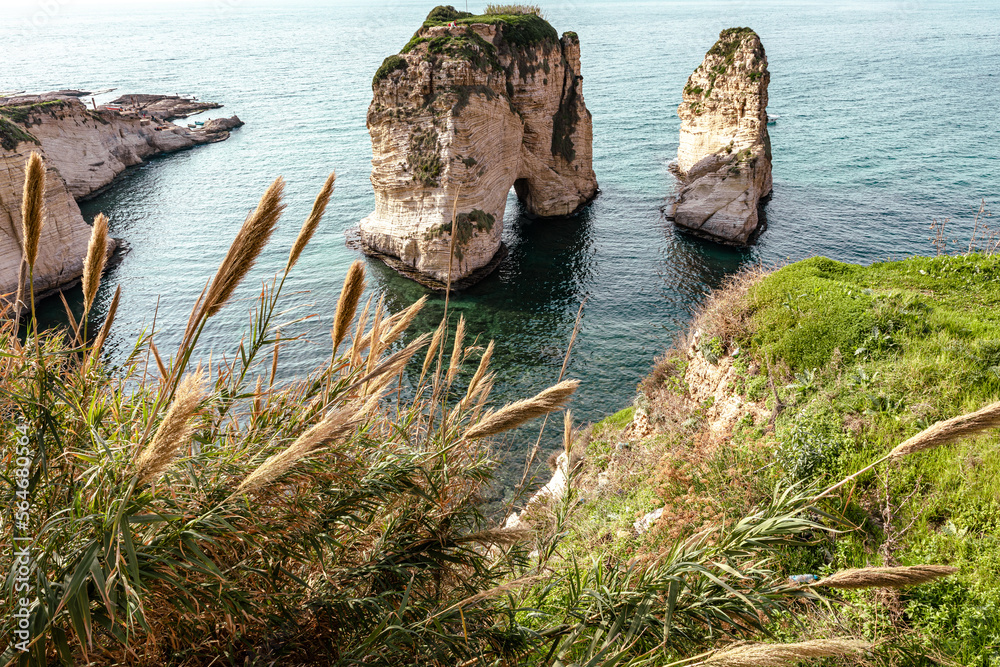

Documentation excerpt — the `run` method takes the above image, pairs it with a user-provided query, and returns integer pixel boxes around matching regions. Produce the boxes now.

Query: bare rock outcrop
[359,6,597,288]
[0,94,241,300]
[108,94,222,120]
[667,28,772,245]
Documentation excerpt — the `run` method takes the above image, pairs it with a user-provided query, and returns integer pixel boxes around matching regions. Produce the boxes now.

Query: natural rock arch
[359,6,598,288]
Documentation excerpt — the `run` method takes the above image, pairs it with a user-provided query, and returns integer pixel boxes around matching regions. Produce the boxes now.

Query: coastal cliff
[359,6,597,288]
[0,94,242,300]
[667,28,771,245]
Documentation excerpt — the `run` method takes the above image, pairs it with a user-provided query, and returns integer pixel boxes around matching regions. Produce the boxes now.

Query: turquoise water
[4,0,998,489]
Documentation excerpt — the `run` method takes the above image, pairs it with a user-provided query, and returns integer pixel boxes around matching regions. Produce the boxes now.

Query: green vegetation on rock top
[420,5,558,48]
[0,99,67,126]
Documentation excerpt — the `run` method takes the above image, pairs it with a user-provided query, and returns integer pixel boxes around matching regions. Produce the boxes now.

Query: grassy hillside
[559,254,1000,666]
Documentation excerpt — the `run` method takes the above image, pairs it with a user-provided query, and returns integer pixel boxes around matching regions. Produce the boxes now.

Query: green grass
[0,99,67,126]
[692,253,1000,665]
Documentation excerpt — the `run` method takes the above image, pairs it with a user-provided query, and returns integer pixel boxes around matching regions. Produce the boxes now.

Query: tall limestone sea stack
[0,93,242,300]
[668,28,772,245]
[359,6,597,288]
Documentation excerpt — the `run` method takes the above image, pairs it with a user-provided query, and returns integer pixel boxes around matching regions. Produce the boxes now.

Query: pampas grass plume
[890,399,1000,459]
[134,369,205,485]
[464,379,579,440]
[690,638,869,667]
[203,177,286,317]
[82,213,109,314]
[812,565,958,590]
[287,171,335,272]
[332,260,366,352]
[21,151,46,269]
[237,405,358,494]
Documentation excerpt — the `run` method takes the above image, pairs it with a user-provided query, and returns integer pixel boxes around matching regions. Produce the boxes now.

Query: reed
[687,639,870,667]
[420,318,447,384]
[20,151,45,270]
[287,171,335,272]
[446,314,466,388]
[133,368,206,485]
[202,176,286,318]
[811,565,958,590]
[236,404,359,494]
[82,213,109,315]
[464,379,579,440]
[889,399,1000,459]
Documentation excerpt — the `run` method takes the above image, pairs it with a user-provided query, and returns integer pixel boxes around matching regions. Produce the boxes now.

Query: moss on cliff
[423,209,496,261]
[424,5,473,24]
[551,69,580,163]
[0,99,67,127]
[406,128,444,187]
[707,27,758,64]
[451,84,499,116]
[404,28,504,75]
[0,116,39,151]
[373,55,408,87]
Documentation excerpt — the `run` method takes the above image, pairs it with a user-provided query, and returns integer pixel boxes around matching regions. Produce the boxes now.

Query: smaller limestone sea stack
[668,28,772,245]
[360,5,598,288]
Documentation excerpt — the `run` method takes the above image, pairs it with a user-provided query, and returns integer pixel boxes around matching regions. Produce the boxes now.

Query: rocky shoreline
[0,91,242,301]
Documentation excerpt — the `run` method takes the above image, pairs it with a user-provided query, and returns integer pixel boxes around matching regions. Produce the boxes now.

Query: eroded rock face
[0,96,240,299]
[360,7,597,287]
[668,28,772,245]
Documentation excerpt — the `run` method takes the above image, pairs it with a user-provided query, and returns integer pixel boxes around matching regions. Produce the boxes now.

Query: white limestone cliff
[668,28,772,245]
[360,7,597,288]
[0,95,241,300]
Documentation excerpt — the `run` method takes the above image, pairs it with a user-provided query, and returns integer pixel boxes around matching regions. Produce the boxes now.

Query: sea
[3,0,998,493]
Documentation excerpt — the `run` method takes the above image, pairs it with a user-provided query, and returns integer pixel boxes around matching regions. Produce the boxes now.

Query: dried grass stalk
[890,400,1000,459]
[133,369,205,485]
[446,315,466,387]
[20,151,45,269]
[563,410,573,457]
[812,565,958,590]
[691,638,870,667]
[364,297,387,373]
[379,295,428,349]
[287,171,335,272]
[349,295,373,368]
[82,213,109,314]
[203,177,286,318]
[347,333,431,396]
[464,379,579,440]
[237,405,358,494]
[464,340,494,403]
[88,285,120,364]
[421,318,447,382]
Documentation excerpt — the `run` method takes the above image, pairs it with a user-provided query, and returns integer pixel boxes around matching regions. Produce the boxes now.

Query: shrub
[372,54,408,86]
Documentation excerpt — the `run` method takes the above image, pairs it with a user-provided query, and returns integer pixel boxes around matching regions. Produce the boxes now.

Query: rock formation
[360,6,597,288]
[667,28,772,245]
[0,94,241,300]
